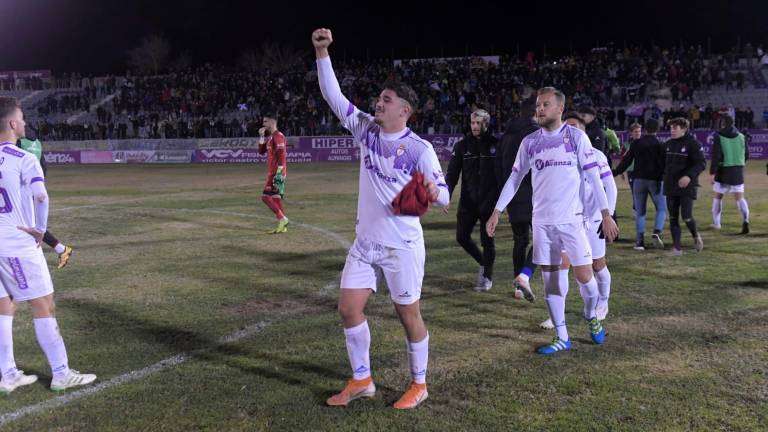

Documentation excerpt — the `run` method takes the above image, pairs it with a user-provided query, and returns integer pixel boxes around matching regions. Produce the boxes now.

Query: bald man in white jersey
[486,88,618,355]
[0,97,96,393]
[313,28,449,409]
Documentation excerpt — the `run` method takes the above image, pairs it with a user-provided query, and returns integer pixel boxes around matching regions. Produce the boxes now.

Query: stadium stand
[3,44,766,140]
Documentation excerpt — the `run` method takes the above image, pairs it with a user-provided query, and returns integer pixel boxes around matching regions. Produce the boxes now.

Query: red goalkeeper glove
[392,171,431,216]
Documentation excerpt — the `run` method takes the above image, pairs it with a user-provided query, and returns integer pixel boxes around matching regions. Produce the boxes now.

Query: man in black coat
[446,109,499,291]
[493,97,537,302]
[578,105,607,157]
[663,118,707,256]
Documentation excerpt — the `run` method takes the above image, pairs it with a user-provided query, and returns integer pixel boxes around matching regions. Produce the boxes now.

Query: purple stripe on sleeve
[2,146,25,158]
[8,258,29,290]
[582,162,598,170]
[31,177,45,184]
[346,102,354,117]
[600,171,612,178]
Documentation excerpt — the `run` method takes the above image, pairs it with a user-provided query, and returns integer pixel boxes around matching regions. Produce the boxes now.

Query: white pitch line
[0,321,269,426]
[0,204,352,425]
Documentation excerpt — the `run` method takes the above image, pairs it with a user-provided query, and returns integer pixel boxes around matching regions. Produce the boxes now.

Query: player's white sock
[594,267,611,309]
[0,315,17,379]
[711,198,722,226]
[543,270,568,341]
[54,243,66,254]
[737,199,749,222]
[33,318,70,377]
[344,320,371,380]
[578,277,600,320]
[407,333,429,384]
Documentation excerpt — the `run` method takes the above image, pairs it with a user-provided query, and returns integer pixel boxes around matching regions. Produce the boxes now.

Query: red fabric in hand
[392,171,431,216]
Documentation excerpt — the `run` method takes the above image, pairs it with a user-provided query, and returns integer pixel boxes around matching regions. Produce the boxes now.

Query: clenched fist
[312,28,333,49]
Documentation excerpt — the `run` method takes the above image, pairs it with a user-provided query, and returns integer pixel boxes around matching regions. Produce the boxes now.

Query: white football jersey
[497,123,603,225]
[582,151,617,221]
[318,57,449,249]
[0,143,45,256]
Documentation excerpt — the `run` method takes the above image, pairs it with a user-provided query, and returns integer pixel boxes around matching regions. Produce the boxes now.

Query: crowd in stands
[21,43,766,141]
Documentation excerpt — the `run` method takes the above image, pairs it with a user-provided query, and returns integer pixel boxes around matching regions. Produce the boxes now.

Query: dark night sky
[0,0,765,74]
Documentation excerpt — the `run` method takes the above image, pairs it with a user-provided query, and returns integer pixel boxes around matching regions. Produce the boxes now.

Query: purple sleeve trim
[600,171,612,178]
[582,162,598,170]
[31,177,45,184]
[346,102,354,117]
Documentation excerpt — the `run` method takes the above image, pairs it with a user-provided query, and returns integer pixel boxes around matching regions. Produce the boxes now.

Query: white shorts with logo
[340,236,425,305]
[586,218,606,260]
[713,182,745,194]
[533,222,593,267]
[0,251,54,302]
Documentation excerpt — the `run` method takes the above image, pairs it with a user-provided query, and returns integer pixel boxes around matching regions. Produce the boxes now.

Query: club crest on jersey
[396,144,406,157]
[681,146,687,153]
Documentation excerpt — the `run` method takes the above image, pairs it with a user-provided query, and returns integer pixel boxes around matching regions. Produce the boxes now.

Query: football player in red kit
[258,114,289,233]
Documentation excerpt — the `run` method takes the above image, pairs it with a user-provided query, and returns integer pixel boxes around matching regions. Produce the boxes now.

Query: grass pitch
[0,162,766,431]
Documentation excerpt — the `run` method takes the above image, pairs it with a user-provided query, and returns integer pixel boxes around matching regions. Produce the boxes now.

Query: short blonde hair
[537,87,565,106]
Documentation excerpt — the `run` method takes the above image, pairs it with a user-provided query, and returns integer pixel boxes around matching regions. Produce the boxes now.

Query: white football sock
[543,270,568,341]
[737,199,749,222]
[33,318,70,377]
[711,198,722,226]
[344,321,371,380]
[594,267,612,309]
[407,334,429,384]
[0,315,17,379]
[578,277,600,320]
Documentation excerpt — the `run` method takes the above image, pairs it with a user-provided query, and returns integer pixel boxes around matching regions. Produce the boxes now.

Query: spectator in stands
[24,43,762,141]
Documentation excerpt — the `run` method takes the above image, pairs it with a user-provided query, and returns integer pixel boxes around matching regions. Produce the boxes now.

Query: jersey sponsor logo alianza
[534,159,574,170]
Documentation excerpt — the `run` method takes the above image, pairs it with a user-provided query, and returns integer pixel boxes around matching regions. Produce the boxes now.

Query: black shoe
[741,221,750,235]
